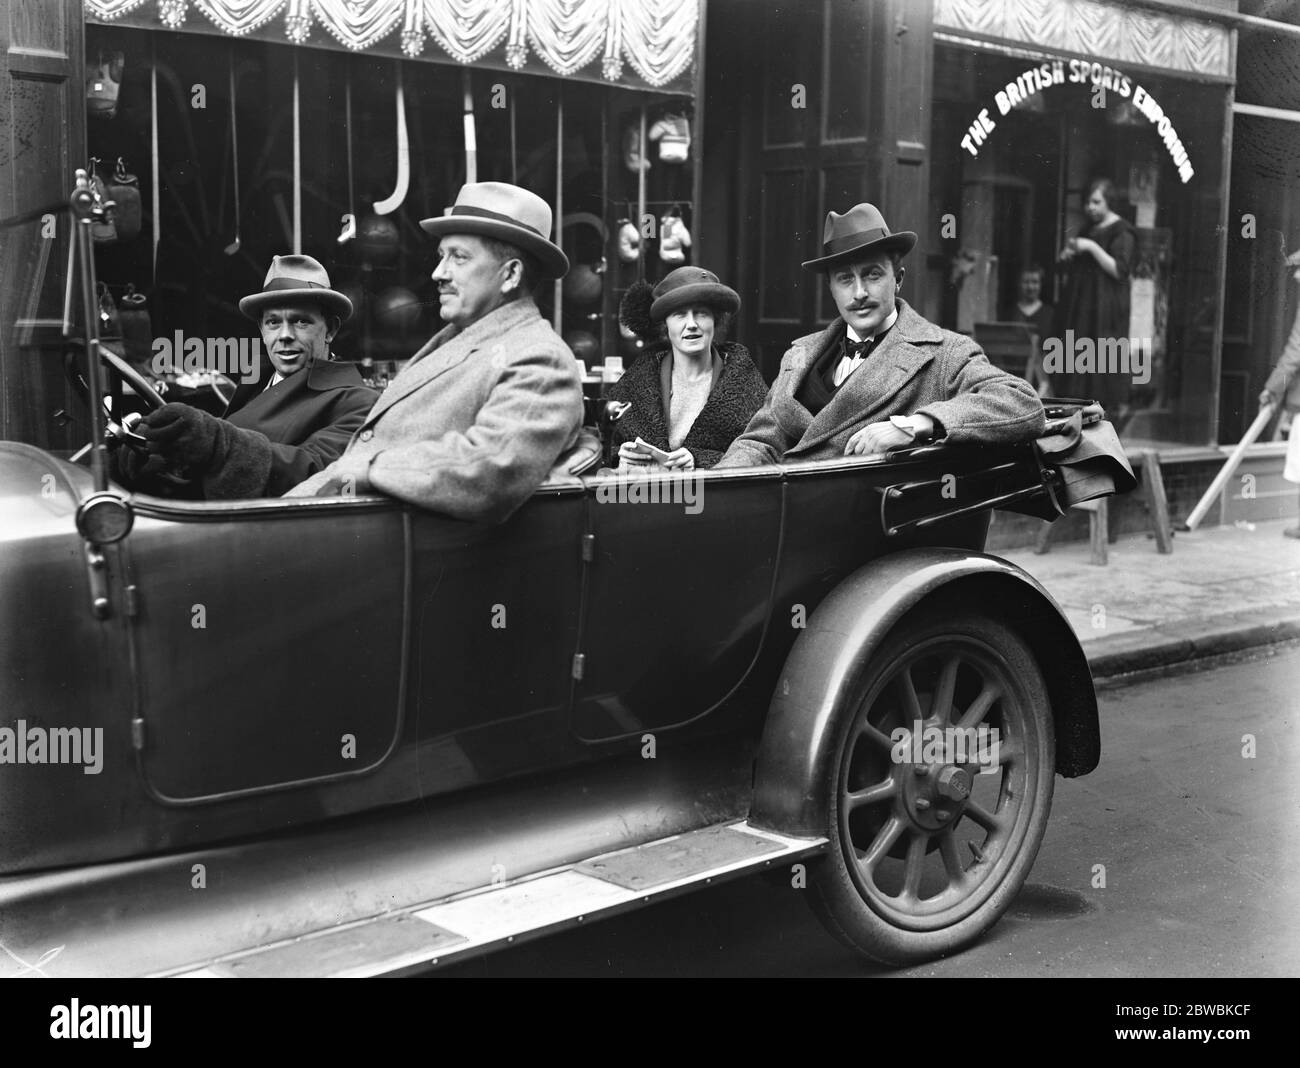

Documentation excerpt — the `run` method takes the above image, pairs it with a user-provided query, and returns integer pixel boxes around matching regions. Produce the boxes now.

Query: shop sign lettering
[959,56,1195,183]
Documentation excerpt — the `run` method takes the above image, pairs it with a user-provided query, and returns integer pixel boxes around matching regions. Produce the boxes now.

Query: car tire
[806,608,1055,966]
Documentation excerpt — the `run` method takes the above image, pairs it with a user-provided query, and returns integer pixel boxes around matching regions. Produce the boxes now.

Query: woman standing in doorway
[1053,178,1138,422]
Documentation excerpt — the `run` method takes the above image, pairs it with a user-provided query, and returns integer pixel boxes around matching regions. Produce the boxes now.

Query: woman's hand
[1260,389,1279,410]
[617,440,654,473]
[660,447,695,471]
[1068,235,1122,279]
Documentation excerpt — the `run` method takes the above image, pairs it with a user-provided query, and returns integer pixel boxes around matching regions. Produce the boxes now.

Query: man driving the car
[286,182,583,524]
[716,202,1045,467]
[114,255,377,498]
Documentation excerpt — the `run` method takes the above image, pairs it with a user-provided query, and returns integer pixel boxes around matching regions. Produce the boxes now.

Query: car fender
[750,547,1099,839]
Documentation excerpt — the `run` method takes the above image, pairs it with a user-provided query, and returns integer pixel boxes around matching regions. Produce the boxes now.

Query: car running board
[165,821,827,977]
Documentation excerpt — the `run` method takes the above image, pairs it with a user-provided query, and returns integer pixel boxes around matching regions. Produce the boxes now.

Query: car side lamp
[76,491,134,619]
[77,491,134,545]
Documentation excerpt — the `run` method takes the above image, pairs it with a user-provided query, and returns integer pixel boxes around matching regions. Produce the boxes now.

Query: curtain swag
[85,0,699,87]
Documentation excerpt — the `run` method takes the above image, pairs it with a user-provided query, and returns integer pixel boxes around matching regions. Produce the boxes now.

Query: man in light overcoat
[288,182,583,523]
[717,202,1045,467]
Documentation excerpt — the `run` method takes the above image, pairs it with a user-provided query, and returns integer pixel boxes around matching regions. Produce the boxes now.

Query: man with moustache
[287,182,582,523]
[717,203,1045,467]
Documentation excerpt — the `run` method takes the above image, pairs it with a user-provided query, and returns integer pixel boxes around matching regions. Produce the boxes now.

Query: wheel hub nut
[936,766,971,801]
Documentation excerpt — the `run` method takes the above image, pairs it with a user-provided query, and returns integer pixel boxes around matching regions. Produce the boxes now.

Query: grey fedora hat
[802,202,917,271]
[420,182,569,279]
[238,255,354,321]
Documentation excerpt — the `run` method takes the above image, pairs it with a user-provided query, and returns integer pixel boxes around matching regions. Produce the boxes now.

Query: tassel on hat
[618,280,657,343]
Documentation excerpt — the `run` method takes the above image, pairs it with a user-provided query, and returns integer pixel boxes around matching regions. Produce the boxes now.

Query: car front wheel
[808,609,1055,966]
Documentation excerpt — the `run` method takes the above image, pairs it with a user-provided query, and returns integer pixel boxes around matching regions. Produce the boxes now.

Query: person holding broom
[1260,250,1300,539]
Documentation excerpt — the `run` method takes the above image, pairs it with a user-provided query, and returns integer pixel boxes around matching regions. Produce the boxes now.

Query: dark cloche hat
[649,266,740,319]
[620,266,741,342]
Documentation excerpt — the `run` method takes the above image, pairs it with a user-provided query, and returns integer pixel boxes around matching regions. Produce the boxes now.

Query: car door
[406,481,588,794]
[126,496,407,802]
[572,467,784,742]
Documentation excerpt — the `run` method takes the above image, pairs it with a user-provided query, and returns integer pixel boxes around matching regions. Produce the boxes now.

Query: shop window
[929,44,1228,447]
[82,23,692,389]
[604,98,699,369]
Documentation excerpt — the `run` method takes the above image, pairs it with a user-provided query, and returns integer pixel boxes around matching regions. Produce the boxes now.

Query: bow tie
[844,334,879,360]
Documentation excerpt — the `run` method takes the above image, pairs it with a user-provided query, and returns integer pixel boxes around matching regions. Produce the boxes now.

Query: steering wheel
[65,342,166,450]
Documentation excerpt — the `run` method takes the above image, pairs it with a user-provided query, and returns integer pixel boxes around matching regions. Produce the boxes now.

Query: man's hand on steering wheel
[66,342,168,452]
[138,403,222,469]
[112,445,176,488]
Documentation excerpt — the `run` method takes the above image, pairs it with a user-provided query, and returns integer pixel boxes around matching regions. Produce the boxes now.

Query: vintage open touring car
[0,175,1134,977]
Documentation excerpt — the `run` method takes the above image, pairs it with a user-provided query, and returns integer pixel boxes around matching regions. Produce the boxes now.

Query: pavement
[999,516,1300,681]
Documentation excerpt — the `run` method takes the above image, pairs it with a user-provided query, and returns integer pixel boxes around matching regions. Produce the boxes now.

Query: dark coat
[1054,217,1136,342]
[1052,216,1138,409]
[217,357,378,497]
[717,299,1045,467]
[605,341,768,468]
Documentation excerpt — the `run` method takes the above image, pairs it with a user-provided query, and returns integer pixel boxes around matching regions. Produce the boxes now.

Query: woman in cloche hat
[609,266,768,471]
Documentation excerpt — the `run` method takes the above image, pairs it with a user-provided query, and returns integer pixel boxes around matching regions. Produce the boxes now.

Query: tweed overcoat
[716,299,1046,466]
[287,297,583,522]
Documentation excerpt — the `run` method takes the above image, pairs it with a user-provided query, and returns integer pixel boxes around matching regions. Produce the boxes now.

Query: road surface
[437,644,1300,977]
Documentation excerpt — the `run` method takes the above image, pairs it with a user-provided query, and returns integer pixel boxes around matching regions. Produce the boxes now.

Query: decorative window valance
[934,0,1231,79]
[84,0,700,87]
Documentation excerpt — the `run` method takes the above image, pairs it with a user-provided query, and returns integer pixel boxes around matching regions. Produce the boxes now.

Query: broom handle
[1183,404,1274,530]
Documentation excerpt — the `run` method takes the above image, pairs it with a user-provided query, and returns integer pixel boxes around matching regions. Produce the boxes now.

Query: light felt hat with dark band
[420,181,569,280]
[649,266,741,320]
[239,255,354,321]
[801,202,918,271]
